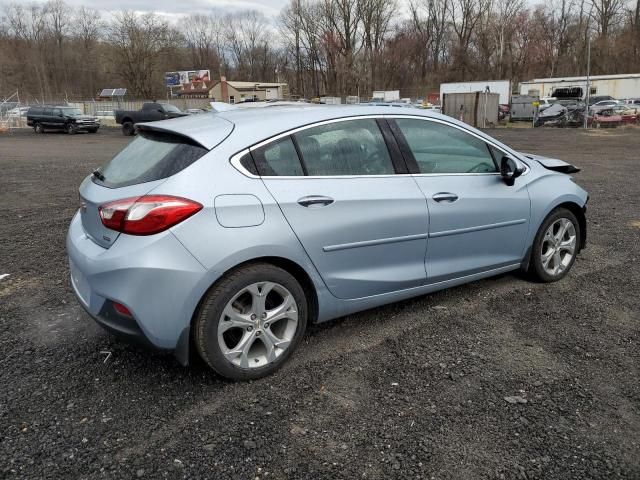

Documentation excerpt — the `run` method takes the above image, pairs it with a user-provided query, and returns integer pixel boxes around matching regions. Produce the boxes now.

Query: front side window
[393,119,497,174]
[252,136,304,176]
[161,103,182,114]
[293,119,394,176]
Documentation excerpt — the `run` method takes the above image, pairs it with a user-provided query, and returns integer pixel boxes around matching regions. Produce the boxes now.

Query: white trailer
[519,73,640,100]
[440,80,511,105]
[372,90,400,102]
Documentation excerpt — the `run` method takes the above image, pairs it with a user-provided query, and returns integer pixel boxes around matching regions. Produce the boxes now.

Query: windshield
[93,130,208,188]
[61,108,83,116]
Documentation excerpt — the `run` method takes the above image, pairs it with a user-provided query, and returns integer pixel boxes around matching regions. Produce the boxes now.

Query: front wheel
[122,121,135,136]
[65,123,77,134]
[194,263,308,380]
[529,208,580,282]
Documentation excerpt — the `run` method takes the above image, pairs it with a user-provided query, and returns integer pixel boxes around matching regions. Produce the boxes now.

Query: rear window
[93,130,208,188]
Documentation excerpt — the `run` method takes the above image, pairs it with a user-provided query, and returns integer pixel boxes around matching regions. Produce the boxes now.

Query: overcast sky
[1,0,294,17]
[2,0,413,19]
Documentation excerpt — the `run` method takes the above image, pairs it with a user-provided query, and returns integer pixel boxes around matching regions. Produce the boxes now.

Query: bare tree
[358,0,395,92]
[108,11,173,98]
[180,13,225,75]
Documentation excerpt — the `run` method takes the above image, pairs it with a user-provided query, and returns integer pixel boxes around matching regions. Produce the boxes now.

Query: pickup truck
[115,102,188,135]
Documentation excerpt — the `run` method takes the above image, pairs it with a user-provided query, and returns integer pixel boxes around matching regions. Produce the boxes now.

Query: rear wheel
[195,263,308,380]
[122,121,135,136]
[34,123,44,134]
[529,208,580,282]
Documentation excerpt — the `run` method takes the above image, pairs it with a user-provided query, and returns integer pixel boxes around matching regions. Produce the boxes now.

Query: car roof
[139,105,444,150]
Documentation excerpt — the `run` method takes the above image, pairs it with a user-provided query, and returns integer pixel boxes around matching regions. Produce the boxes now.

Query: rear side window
[393,119,497,174]
[293,119,394,176]
[93,130,208,188]
[252,137,304,176]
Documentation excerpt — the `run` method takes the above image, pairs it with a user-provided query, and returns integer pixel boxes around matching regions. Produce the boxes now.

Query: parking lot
[0,127,638,479]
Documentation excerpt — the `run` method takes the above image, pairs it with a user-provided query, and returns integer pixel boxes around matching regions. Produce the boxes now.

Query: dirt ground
[0,126,638,480]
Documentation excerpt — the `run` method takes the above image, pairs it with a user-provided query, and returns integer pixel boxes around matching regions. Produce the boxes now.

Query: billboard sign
[165,70,211,87]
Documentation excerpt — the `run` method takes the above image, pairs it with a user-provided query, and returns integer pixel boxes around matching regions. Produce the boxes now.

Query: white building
[519,73,640,100]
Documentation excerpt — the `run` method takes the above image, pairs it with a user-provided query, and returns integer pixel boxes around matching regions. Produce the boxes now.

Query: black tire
[195,263,308,380]
[34,123,44,134]
[65,123,77,135]
[529,207,580,283]
[122,121,135,136]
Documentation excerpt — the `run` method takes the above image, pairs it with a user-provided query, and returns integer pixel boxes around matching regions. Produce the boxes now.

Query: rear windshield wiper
[92,169,105,181]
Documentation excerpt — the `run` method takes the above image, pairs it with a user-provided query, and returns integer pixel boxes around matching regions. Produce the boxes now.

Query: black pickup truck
[115,102,188,135]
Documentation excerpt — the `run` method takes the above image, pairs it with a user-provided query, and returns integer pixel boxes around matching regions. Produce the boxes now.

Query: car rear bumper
[66,211,207,351]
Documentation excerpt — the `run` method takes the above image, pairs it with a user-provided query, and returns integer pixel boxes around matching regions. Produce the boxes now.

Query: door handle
[432,192,459,203]
[297,195,334,208]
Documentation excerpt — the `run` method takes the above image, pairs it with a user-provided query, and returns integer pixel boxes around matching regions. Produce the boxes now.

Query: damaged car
[67,105,588,380]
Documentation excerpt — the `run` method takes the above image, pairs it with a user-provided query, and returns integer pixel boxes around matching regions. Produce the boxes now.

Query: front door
[256,118,429,299]
[389,117,531,282]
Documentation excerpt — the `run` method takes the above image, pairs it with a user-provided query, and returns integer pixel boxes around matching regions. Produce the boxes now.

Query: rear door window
[293,119,394,176]
[93,130,208,188]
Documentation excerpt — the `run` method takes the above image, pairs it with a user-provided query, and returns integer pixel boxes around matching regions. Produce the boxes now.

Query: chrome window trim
[229,113,530,179]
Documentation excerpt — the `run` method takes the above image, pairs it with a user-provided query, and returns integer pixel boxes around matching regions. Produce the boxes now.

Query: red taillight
[113,302,132,317]
[99,195,202,236]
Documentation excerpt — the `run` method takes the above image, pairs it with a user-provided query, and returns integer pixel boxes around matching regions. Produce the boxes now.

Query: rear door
[257,117,429,299]
[389,117,530,282]
[42,108,54,128]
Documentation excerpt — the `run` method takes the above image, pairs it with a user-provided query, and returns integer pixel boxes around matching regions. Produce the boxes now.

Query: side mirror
[500,156,524,186]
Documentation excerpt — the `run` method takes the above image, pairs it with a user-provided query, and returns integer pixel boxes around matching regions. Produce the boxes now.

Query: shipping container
[372,90,400,102]
[440,80,511,105]
[442,92,499,127]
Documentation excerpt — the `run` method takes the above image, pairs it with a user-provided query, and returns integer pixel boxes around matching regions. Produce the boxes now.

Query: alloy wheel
[218,281,298,369]
[540,218,577,276]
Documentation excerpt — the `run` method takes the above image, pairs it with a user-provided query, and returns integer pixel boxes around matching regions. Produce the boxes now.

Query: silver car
[67,106,588,380]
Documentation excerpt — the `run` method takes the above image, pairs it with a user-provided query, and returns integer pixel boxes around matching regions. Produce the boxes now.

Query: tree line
[1,0,639,102]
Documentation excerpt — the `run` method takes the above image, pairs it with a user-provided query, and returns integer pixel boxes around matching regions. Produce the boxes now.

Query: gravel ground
[0,126,638,479]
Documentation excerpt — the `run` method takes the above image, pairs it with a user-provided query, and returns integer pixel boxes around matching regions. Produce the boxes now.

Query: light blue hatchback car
[67,105,588,379]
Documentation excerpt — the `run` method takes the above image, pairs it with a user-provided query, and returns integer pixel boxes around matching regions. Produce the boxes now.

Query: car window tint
[394,119,497,174]
[252,136,304,176]
[43,108,52,116]
[293,119,394,176]
[94,130,208,188]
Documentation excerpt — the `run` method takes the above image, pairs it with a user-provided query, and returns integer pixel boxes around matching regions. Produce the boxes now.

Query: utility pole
[584,35,591,129]
[583,14,592,130]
